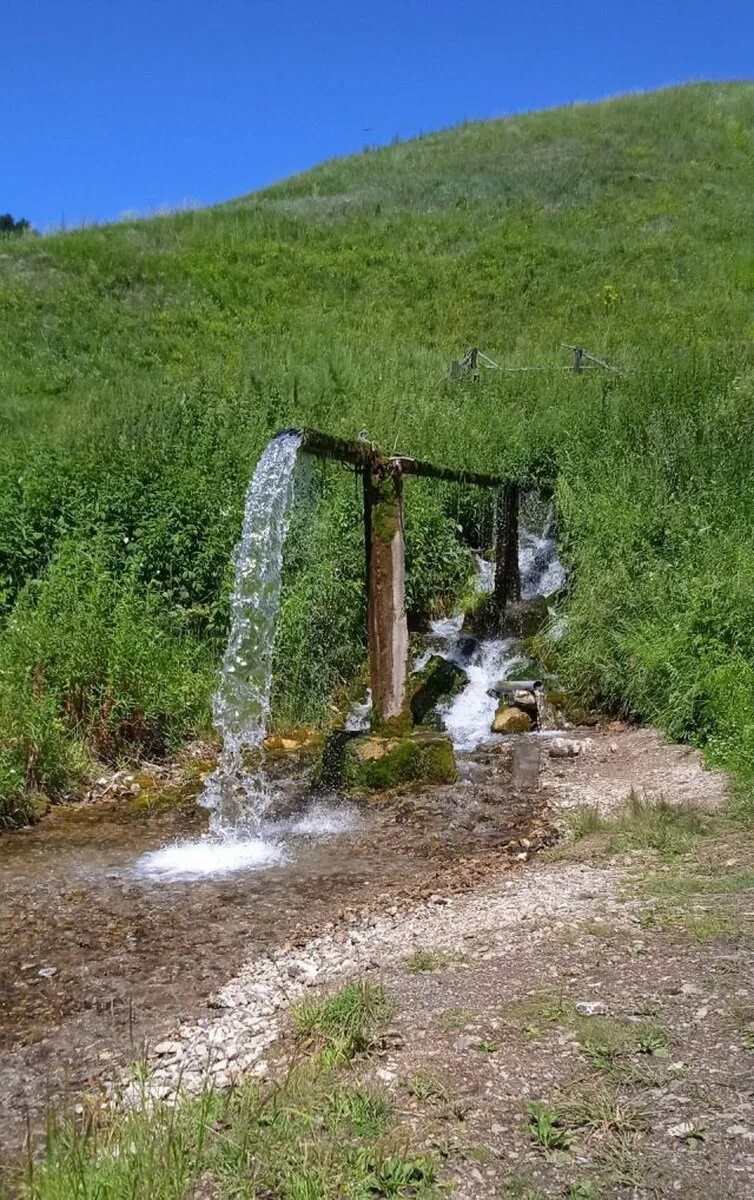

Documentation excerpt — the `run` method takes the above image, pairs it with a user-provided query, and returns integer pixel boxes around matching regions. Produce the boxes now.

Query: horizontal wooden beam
[291,427,506,489]
[390,455,504,489]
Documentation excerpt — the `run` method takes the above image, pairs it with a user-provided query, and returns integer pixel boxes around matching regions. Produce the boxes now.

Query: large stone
[340,732,457,790]
[491,705,533,734]
[409,655,467,726]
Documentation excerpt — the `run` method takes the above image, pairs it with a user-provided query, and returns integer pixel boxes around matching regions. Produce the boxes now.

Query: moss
[409,655,467,725]
[340,732,457,790]
[370,475,400,542]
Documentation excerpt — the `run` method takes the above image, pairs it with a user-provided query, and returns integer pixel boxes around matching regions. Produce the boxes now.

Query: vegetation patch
[291,980,394,1064]
[404,949,462,974]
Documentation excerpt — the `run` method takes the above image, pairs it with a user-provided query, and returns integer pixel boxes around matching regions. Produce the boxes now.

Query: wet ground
[0,743,553,1160]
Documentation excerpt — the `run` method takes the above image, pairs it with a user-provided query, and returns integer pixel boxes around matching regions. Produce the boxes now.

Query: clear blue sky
[3,0,752,231]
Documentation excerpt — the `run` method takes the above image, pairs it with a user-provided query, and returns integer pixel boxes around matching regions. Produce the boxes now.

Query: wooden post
[364,463,410,733]
[494,483,521,620]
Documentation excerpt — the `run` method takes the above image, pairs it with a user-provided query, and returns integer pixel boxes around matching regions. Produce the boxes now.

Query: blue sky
[3,0,752,230]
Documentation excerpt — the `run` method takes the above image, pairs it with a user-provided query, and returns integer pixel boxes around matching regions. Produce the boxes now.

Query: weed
[568,1183,601,1200]
[525,1101,570,1151]
[562,1083,648,1139]
[292,981,394,1063]
[568,806,605,839]
[407,1072,449,1104]
[404,949,461,974]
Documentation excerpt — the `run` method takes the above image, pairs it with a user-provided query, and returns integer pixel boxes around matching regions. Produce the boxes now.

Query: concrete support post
[365,464,410,733]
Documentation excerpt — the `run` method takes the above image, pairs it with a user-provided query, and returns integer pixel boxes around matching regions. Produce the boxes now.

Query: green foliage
[566,794,708,859]
[19,1064,438,1199]
[2,83,754,819]
[292,981,394,1064]
[525,1100,570,1151]
[0,213,31,237]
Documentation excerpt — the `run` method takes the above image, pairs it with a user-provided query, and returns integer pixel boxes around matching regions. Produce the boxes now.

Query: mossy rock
[409,654,468,725]
[339,732,457,791]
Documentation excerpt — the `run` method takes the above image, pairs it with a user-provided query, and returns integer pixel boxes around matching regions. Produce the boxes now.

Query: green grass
[563,793,709,859]
[3,82,754,821]
[291,980,394,1065]
[17,1065,437,1200]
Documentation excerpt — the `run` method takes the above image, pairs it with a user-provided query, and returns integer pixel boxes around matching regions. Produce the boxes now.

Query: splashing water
[200,431,303,833]
[421,520,565,753]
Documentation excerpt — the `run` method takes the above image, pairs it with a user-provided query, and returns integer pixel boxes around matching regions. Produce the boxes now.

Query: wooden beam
[294,427,506,489]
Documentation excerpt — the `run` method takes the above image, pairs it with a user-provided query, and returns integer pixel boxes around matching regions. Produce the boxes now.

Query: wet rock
[491,706,532,735]
[409,655,468,726]
[340,732,457,790]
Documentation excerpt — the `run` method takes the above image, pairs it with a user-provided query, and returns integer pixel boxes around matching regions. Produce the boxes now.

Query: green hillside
[1,81,754,824]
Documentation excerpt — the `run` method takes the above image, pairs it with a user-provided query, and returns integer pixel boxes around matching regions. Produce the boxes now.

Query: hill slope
[1,82,754,823]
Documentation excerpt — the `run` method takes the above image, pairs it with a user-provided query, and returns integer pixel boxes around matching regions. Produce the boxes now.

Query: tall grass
[1,82,754,822]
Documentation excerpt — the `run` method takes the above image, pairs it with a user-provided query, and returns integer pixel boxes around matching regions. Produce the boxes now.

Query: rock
[286,959,318,984]
[668,1121,696,1139]
[575,1000,609,1017]
[512,689,539,715]
[339,732,457,790]
[548,737,581,758]
[409,655,468,726]
[37,966,58,979]
[492,706,533,735]
[154,1040,183,1056]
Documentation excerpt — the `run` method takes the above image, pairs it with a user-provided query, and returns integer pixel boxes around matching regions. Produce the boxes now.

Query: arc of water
[200,431,303,834]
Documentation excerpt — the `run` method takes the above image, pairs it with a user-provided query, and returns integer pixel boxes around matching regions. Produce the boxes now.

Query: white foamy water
[136,802,359,882]
[414,519,565,753]
[136,837,287,882]
[345,688,372,732]
[519,512,566,600]
[439,636,523,751]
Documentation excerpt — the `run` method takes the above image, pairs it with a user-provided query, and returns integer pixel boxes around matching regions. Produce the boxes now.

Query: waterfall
[200,431,303,833]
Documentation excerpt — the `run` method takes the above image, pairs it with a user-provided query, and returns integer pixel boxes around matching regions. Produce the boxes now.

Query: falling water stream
[139,432,308,879]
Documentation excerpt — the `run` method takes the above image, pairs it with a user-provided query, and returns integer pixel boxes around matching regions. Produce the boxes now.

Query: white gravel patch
[111,861,630,1108]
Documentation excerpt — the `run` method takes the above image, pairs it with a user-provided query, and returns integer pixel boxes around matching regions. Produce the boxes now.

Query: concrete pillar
[365,465,410,733]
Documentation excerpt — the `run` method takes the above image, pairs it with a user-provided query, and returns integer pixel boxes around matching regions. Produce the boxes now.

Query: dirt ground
[3,722,751,1198]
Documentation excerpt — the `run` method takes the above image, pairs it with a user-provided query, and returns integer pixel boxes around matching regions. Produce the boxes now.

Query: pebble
[548,738,581,759]
[668,1121,696,1139]
[575,1000,609,1017]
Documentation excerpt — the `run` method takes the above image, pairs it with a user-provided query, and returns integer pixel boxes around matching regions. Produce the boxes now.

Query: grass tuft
[292,981,394,1064]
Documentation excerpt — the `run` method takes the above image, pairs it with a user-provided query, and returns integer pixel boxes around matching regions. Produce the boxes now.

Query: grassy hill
[1,81,754,824]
